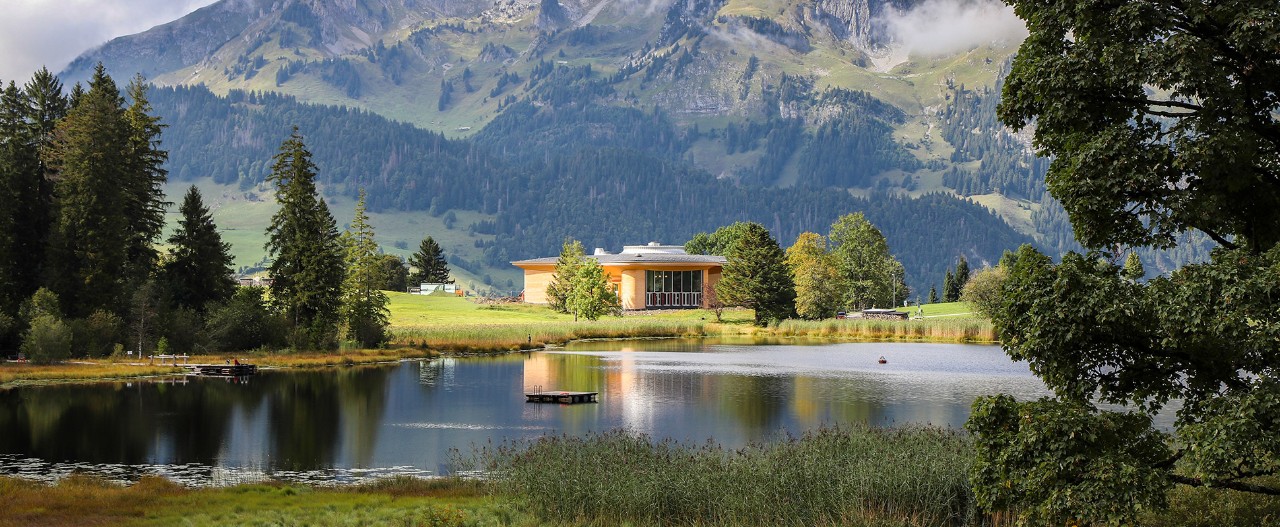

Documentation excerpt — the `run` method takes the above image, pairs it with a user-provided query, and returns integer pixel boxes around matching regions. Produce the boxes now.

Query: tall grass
[464,425,992,527]
[392,319,706,352]
[0,363,184,387]
[773,318,996,343]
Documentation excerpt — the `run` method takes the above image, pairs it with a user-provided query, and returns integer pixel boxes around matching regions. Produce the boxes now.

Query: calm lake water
[0,340,1054,485]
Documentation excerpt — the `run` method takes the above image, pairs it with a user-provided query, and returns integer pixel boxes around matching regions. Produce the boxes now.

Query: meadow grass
[0,362,184,388]
[0,474,526,527]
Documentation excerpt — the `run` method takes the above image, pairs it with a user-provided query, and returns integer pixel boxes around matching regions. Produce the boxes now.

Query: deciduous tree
[785,232,841,320]
[829,213,906,309]
[970,0,1280,520]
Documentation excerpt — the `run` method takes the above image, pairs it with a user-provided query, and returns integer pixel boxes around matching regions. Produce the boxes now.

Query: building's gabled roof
[512,242,727,267]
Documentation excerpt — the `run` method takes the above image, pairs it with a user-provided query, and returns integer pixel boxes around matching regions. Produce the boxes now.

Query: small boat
[877,356,887,364]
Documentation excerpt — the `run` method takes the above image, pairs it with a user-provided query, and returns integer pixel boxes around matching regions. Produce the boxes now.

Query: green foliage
[942,256,970,303]
[546,239,585,314]
[340,190,390,348]
[19,287,61,323]
[566,259,621,321]
[967,395,1173,526]
[163,185,236,311]
[959,266,1005,319]
[20,315,72,364]
[1122,251,1145,282]
[928,285,938,304]
[376,254,409,292]
[684,221,752,256]
[265,128,345,349]
[828,213,906,309]
[785,232,841,320]
[715,223,794,326]
[69,309,124,358]
[999,0,1280,253]
[545,240,619,321]
[205,286,287,352]
[407,236,451,285]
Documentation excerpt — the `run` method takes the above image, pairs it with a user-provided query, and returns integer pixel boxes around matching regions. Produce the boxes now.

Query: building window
[644,270,703,308]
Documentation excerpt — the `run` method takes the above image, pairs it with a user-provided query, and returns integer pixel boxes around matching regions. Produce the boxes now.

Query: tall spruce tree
[17,69,67,298]
[340,190,390,347]
[954,256,970,295]
[265,128,345,349]
[0,82,27,319]
[715,222,795,326]
[121,76,169,280]
[163,185,235,312]
[44,64,132,317]
[408,236,451,285]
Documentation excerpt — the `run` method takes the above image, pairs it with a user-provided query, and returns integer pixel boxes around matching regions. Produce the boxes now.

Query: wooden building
[512,242,726,310]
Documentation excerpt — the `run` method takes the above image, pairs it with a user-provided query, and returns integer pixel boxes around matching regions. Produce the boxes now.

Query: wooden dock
[182,364,257,377]
[524,391,598,404]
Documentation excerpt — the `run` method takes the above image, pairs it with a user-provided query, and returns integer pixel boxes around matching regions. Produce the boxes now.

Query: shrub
[21,314,73,364]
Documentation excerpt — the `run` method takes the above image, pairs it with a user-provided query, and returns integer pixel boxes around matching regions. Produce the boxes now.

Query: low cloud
[0,0,218,83]
[879,0,1028,57]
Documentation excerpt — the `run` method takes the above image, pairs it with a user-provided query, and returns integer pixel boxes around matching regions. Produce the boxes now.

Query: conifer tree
[45,64,131,317]
[0,82,27,317]
[121,76,169,280]
[954,255,971,294]
[408,236,451,285]
[546,239,586,314]
[340,190,390,347]
[162,185,235,312]
[265,127,345,349]
[14,69,68,299]
[1122,252,1144,282]
[943,269,958,303]
[928,285,939,304]
[716,223,795,326]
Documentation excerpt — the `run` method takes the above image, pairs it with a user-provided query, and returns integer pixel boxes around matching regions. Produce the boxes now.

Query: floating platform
[183,364,257,377]
[524,391,598,404]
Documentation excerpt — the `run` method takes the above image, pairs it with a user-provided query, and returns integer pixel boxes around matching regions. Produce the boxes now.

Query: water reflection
[0,340,1060,484]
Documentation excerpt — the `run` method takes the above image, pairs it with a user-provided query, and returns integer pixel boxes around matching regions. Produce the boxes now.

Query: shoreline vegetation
[2,426,1276,526]
[1,296,992,388]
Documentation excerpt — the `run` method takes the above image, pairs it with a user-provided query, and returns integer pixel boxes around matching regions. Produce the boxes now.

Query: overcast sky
[0,0,219,83]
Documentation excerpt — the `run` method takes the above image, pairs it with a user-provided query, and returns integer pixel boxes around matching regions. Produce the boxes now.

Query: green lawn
[896,301,977,318]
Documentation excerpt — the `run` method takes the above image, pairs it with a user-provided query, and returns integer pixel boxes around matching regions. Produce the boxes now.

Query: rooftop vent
[593,248,610,255]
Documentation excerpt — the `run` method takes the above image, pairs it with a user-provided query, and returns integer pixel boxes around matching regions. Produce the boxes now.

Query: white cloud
[879,0,1028,58]
[0,0,219,83]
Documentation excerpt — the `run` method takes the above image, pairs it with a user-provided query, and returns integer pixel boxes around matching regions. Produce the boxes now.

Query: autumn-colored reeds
[773,318,996,343]
[391,319,707,352]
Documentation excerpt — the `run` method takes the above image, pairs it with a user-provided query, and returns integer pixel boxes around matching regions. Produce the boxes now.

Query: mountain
[62,0,1066,292]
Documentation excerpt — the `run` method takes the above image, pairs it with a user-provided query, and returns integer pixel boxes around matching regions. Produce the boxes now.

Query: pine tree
[340,190,390,347]
[45,64,131,317]
[928,285,939,304]
[954,255,971,294]
[408,236,451,285]
[1122,252,1145,282]
[943,270,958,302]
[162,185,235,312]
[546,239,586,314]
[121,76,169,280]
[265,127,345,349]
[0,82,27,318]
[715,222,795,326]
[14,69,68,300]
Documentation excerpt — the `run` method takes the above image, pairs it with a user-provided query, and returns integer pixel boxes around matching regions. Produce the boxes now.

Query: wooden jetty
[182,364,257,377]
[524,390,598,404]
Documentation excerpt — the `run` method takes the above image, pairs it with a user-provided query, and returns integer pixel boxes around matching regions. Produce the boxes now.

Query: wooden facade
[513,243,726,310]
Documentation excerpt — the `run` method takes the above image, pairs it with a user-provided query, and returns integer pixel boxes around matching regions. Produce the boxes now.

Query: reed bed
[0,362,184,387]
[773,318,996,343]
[392,319,707,352]
[464,425,992,527]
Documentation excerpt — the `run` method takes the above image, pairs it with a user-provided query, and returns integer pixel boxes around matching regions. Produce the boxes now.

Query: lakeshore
[1,294,992,389]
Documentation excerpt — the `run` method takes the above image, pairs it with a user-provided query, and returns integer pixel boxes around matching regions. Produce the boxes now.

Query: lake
[0,340,1052,485]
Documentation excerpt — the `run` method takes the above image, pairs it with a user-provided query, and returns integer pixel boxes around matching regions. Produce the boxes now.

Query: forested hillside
[150,84,1029,293]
